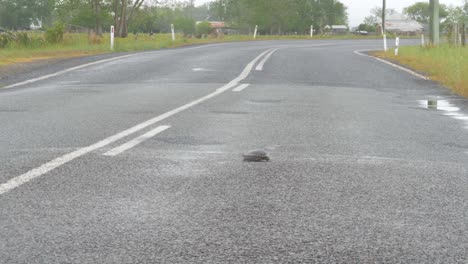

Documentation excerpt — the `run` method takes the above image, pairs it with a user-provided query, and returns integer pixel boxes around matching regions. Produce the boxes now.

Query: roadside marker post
[421,34,425,47]
[395,37,400,56]
[383,34,388,52]
[310,25,313,38]
[171,24,175,41]
[110,26,115,50]
[253,25,258,39]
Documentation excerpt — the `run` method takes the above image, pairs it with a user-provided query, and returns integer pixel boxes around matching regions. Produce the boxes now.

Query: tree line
[206,0,347,35]
[0,0,348,37]
[358,1,468,33]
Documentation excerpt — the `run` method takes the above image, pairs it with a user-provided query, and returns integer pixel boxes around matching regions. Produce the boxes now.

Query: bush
[45,22,65,43]
[15,32,31,46]
[196,22,212,38]
[174,17,195,36]
[0,31,14,48]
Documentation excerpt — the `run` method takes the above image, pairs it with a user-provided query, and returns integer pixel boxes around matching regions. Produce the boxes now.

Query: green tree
[195,21,212,37]
[174,17,195,36]
[445,6,466,24]
[403,2,448,24]
[206,0,348,35]
[0,0,55,29]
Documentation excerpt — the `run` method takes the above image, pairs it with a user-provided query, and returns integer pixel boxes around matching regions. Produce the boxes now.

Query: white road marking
[354,50,428,80]
[3,54,136,89]
[255,49,278,71]
[103,125,171,156]
[0,48,274,195]
[2,43,229,90]
[232,84,250,92]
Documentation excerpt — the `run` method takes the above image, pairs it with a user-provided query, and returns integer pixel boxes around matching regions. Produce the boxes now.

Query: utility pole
[382,0,387,51]
[429,0,440,45]
[382,0,386,35]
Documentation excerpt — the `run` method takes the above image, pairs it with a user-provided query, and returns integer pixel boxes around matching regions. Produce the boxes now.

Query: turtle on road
[243,150,270,162]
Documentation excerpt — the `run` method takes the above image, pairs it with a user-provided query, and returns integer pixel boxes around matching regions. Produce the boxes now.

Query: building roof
[196,21,226,28]
[325,25,348,29]
[331,25,348,29]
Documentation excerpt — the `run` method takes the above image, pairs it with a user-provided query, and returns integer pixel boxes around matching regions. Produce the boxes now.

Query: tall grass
[0,33,186,66]
[373,45,468,97]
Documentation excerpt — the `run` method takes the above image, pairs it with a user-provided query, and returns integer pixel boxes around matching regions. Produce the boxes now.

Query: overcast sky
[193,0,465,27]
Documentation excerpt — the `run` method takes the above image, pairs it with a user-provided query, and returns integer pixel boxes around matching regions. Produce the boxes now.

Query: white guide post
[383,34,388,51]
[171,24,175,41]
[110,26,115,50]
[395,37,400,56]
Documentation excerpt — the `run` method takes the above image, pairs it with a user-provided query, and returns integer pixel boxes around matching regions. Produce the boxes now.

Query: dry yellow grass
[373,45,468,97]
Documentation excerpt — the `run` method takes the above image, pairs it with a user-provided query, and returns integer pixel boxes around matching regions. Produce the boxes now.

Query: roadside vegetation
[373,45,468,97]
[372,1,468,97]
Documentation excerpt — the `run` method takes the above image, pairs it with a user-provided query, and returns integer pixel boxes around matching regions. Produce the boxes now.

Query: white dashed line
[3,55,136,89]
[103,125,171,156]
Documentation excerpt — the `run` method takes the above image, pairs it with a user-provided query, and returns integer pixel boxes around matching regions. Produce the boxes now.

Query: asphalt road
[0,39,467,263]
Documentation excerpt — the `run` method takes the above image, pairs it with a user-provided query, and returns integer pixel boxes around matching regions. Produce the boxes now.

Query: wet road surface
[0,40,467,263]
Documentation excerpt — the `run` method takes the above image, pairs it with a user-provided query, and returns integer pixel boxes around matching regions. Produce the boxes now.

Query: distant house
[30,20,42,30]
[325,25,348,35]
[196,21,238,35]
[207,21,225,29]
[377,13,423,35]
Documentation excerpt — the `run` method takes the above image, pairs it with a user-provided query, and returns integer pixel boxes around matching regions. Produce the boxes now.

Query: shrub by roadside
[0,31,45,48]
[45,22,65,44]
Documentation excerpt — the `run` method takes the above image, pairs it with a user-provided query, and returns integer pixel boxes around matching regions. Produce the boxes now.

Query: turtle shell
[243,150,270,162]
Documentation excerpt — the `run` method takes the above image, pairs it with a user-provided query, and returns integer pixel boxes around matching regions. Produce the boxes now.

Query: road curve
[0,39,467,263]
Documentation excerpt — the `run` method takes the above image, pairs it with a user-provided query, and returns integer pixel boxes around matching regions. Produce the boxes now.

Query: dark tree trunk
[118,0,127,37]
[94,0,102,36]
[113,0,120,35]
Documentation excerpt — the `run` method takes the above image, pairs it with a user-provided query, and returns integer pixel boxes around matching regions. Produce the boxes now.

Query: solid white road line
[354,50,428,80]
[232,84,250,92]
[4,54,136,89]
[2,43,229,90]
[103,125,171,156]
[255,49,279,71]
[0,48,274,195]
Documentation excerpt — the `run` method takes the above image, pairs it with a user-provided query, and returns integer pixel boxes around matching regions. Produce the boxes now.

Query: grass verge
[372,45,468,97]
[0,33,393,67]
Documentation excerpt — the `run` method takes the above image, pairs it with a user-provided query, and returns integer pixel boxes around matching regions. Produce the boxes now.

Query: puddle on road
[419,99,468,155]
[418,100,460,112]
[418,99,468,131]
